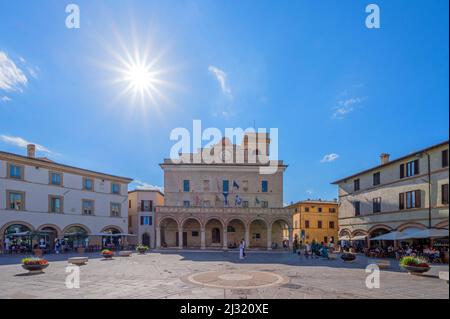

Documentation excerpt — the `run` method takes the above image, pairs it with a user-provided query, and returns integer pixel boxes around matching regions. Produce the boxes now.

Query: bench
[439,271,449,283]
[119,251,132,257]
[369,259,391,269]
[68,257,88,266]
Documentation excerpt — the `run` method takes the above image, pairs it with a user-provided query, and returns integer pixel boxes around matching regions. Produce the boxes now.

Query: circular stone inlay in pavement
[183,271,288,289]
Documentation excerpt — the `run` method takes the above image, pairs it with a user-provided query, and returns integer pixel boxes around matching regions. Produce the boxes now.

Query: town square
[0,0,449,303]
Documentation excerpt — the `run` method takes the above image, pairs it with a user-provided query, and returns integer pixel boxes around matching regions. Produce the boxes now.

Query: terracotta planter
[102,253,114,259]
[402,265,430,275]
[22,263,49,273]
[138,249,147,255]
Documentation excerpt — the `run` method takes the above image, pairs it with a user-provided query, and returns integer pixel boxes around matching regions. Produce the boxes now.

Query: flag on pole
[255,197,260,205]
[235,195,242,206]
[233,181,240,189]
[223,192,229,206]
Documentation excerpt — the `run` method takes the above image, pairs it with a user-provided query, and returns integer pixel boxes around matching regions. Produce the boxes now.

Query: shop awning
[370,228,421,241]
[339,235,351,241]
[397,228,449,240]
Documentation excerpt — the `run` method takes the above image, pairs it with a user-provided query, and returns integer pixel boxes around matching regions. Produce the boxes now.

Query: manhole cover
[182,271,288,289]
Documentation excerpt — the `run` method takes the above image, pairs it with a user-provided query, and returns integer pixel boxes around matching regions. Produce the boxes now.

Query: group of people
[365,244,448,263]
[293,238,333,259]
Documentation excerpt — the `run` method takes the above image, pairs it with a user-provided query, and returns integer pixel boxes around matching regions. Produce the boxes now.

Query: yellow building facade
[288,200,339,245]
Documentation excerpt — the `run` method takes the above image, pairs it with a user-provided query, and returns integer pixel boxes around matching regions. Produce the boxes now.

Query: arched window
[227,226,236,233]
[212,228,221,243]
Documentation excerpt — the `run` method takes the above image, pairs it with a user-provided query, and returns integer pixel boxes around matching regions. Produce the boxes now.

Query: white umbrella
[370,228,420,241]
[351,235,367,241]
[397,228,449,240]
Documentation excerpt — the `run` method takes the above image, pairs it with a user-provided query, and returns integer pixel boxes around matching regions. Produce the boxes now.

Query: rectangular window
[203,180,210,192]
[324,236,328,243]
[7,191,25,210]
[183,180,190,192]
[111,203,121,217]
[317,221,322,229]
[305,220,310,228]
[354,179,360,191]
[442,149,449,168]
[405,159,419,177]
[442,184,449,205]
[49,196,63,213]
[111,183,121,194]
[242,201,249,208]
[261,201,269,208]
[192,231,199,237]
[261,180,268,192]
[82,200,94,215]
[304,207,310,212]
[399,193,405,210]
[318,207,322,213]
[405,190,421,209]
[129,200,131,209]
[128,216,132,227]
[223,180,229,193]
[183,200,190,208]
[83,177,93,191]
[354,201,361,216]
[373,197,381,213]
[50,172,62,186]
[373,172,380,186]
[8,163,23,179]
[141,200,153,212]
[329,221,335,229]
[329,207,336,213]
[140,216,152,226]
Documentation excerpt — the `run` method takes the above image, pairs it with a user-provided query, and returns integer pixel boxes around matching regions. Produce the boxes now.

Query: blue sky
[0,0,448,204]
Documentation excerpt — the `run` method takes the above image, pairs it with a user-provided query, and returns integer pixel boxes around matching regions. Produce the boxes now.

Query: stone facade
[156,133,293,250]
[332,141,449,244]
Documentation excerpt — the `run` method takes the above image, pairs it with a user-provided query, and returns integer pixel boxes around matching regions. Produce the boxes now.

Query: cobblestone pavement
[0,251,448,299]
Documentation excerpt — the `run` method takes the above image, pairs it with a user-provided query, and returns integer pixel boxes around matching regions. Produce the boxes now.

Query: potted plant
[400,256,430,275]
[136,245,149,255]
[101,249,114,259]
[341,252,356,262]
[22,257,49,273]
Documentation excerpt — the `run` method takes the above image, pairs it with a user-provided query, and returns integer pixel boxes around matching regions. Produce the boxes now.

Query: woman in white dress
[239,240,245,259]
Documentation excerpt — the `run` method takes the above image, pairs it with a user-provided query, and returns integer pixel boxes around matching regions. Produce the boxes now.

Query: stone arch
[248,218,268,249]
[368,224,392,236]
[205,218,224,248]
[396,222,427,232]
[37,224,62,236]
[435,220,449,229]
[269,217,293,230]
[181,217,202,248]
[0,221,35,237]
[101,225,124,233]
[351,229,368,237]
[62,223,91,235]
[204,216,226,229]
[159,217,179,248]
[339,228,352,237]
[226,218,246,249]
[270,218,290,249]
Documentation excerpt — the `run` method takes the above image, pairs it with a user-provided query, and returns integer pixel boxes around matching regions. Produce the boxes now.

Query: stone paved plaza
[0,251,448,299]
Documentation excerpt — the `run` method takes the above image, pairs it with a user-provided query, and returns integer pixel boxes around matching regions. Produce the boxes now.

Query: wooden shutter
[415,190,421,208]
[414,159,420,175]
[141,200,144,211]
[400,164,405,179]
[443,150,449,168]
[149,200,153,212]
[399,193,405,210]
[442,184,449,205]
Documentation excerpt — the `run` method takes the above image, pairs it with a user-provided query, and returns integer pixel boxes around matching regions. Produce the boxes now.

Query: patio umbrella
[397,228,449,240]
[339,235,350,241]
[370,228,420,241]
[351,235,367,241]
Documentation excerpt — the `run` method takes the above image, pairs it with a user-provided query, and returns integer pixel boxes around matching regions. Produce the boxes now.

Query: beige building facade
[0,145,133,250]
[156,133,293,250]
[332,141,449,245]
[128,189,164,248]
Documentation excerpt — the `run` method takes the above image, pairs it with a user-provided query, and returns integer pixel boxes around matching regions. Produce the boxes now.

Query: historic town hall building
[155,132,293,250]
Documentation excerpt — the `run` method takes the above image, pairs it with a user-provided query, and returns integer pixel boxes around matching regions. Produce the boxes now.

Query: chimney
[27,144,36,158]
[380,153,390,165]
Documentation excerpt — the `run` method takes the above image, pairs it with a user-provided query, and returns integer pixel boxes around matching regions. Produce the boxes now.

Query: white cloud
[0,51,28,92]
[130,180,164,193]
[1,96,11,102]
[0,134,54,155]
[332,97,366,119]
[321,153,339,163]
[208,65,232,98]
